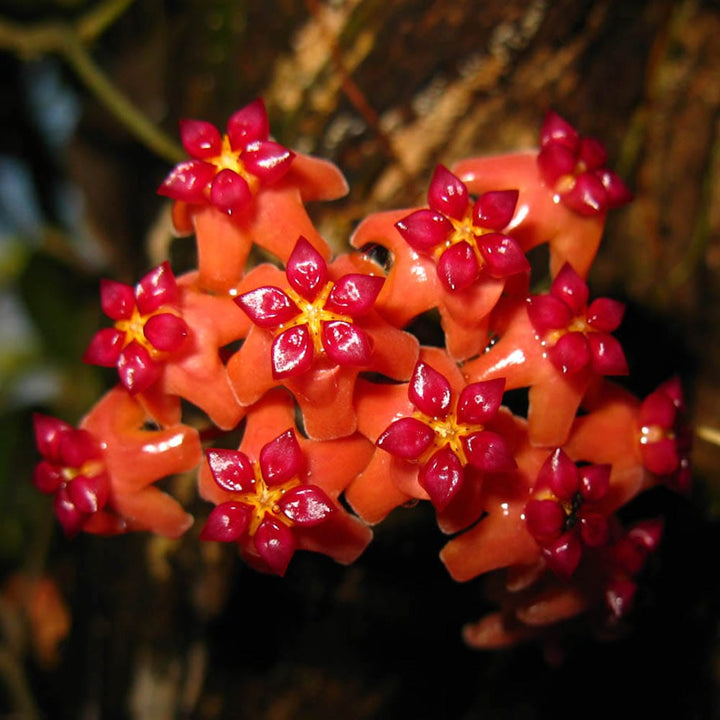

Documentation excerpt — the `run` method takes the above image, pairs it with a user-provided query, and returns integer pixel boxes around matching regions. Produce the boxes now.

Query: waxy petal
[376,417,436,460]
[586,297,625,332]
[117,342,162,394]
[54,487,88,537]
[242,140,294,185]
[419,446,464,510]
[286,237,327,300]
[540,111,580,151]
[462,430,515,472]
[477,233,530,278]
[578,137,608,170]
[33,461,64,494]
[207,448,256,493]
[143,313,189,353]
[578,513,609,547]
[179,119,222,158]
[597,168,633,208]
[33,414,72,461]
[321,321,373,367]
[605,576,637,619]
[200,502,252,541]
[271,325,314,378]
[428,164,469,220]
[259,429,303,486]
[563,172,608,216]
[537,143,577,187]
[254,516,296,576]
[324,274,384,316]
[210,169,253,216]
[456,378,505,424]
[237,286,300,328]
[548,332,591,374]
[437,242,479,292]
[136,261,179,315]
[579,464,610,502]
[157,160,216,203]
[551,263,589,314]
[100,279,134,320]
[524,498,566,544]
[226,98,270,149]
[83,328,125,367]
[66,472,110,514]
[526,295,572,335]
[59,428,103,467]
[278,485,336,526]
[543,531,582,578]
[639,387,677,429]
[537,448,578,501]
[395,208,452,252]
[473,190,518,230]
[640,437,680,476]
[588,333,628,375]
[409,361,452,418]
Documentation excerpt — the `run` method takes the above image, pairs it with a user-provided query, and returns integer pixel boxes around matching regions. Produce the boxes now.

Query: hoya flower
[637,377,692,493]
[33,387,202,538]
[374,359,515,512]
[395,165,529,292]
[229,237,419,439]
[537,111,633,217]
[198,389,374,575]
[527,263,628,376]
[83,262,189,395]
[524,448,611,578]
[158,98,294,217]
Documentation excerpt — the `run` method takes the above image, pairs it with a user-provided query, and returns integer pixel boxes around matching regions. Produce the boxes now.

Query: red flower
[83,262,189,395]
[374,359,515,511]
[395,165,528,292]
[158,98,294,217]
[524,448,611,578]
[537,111,633,217]
[527,262,628,376]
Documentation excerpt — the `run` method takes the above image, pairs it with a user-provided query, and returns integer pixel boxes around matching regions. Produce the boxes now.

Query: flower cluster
[33,101,689,651]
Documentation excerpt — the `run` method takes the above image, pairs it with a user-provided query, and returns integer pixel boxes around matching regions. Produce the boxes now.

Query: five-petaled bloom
[537,111,633,216]
[33,414,110,536]
[157,98,294,216]
[527,262,628,376]
[236,236,385,379]
[376,361,515,510]
[395,164,529,292]
[83,261,189,394]
[200,429,337,575]
[524,448,611,578]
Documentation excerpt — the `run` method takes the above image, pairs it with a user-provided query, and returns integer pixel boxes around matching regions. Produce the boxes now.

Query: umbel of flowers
[33,101,690,651]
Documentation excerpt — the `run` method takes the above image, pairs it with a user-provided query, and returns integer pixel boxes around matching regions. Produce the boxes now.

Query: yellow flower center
[114,306,182,358]
[235,464,301,535]
[432,209,489,267]
[207,135,261,194]
[414,410,484,466]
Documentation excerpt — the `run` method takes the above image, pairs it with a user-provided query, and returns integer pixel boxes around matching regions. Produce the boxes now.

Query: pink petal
[117,342,162,394]
[526,295,573,336]
[537,143,577,187]
[537,448,578,501]
[242,140,294,185]
[210,169,253,216]
[33,414,72,461]
[321,321,373,367]
[639,390,677,429]
[144,313,188,352]
[473,190,518,230]
[254,516,296,575]
[278,485,336,526]
[427,164,468,220]
[548,332,591,374]
[524,498,566,543]
[100,279,134,320]
[82,328,125,367]
[376,417,436,460]
[179,119,222,158]
[395,208,452,253]
[605,576,637,619]
[551,263,589,314]
[587,333,628,375]
[577,137,608,170]
[259,429,304,486]
[477,233,529,278]
[66,472,110,514]
[578,512,609,547]
[456,378,505,424]
[586,297,625,332]
[200,502,252,542]
[324,274,385,316]
[462,430,516,472]
[409,361,452,418]
[135,261,179,315]
[640,437,679,476]
[54,487,87,537]
[579,464,610,502]
[562,172,608,216]
[33,461,64,494]
[540,111,580,151]
[628,519,663,552]
[271,325,314,379]
[157,160,216,203]
[236,286,300,328]
[436,242,480,292]
[286,237,327,300]
[543,531,582,578]
[59,428,103,467]
[596,168,633,208]
[226,98,270,149]
[207,449,256,493]
[418,446,464,511]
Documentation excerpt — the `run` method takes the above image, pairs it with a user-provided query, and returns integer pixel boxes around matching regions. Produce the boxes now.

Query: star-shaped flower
[83,262,189,395]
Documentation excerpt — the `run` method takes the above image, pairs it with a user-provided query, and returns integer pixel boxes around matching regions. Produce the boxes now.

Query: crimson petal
[537,448,578,501]
[321,321,373,367]
[395,208,452,253]
[136,261,179,314]
[548,332,591,374]
[473,190,518,230]
[100,279,134,320]
[200,502,252,542]
[157,160,216,203]
[324,274,384,316]
[278,485,336,526]
[237,286,300,328]
[551,264,589,314]
[524,498,566,544]
[210,169,253,215]
[33,461,64,494]
[586,297,625,332]
[242,141,294,185]
[259,429,303,486]
[54,487,88,537]
[226,98,270,149]
[409,361,451,418]
[418,446,464,511]
[427,164,468,220]
[254,516,296,576]
[33,414,71,461]
[271,325,314,379]
[207,449,256,493]
[543,531,583,578]
[376,417,435,460]
[179,119,222,158]
[117,342,162,394]
[436,242,479,292]
[579,464,610,502]
[83,328,125,367]
[588,333,628,375]
[526,295,572,336]
[477,233,529,278]
[66,472,110,514]
[540,111,580,151]
[456,378,505,424]
[562,172,608,216]
[286,237,327,300]
[144,313,189,353]
[462,430,515,472]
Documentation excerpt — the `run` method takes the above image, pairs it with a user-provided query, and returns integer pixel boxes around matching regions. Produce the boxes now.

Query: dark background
[0,1,718,718]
